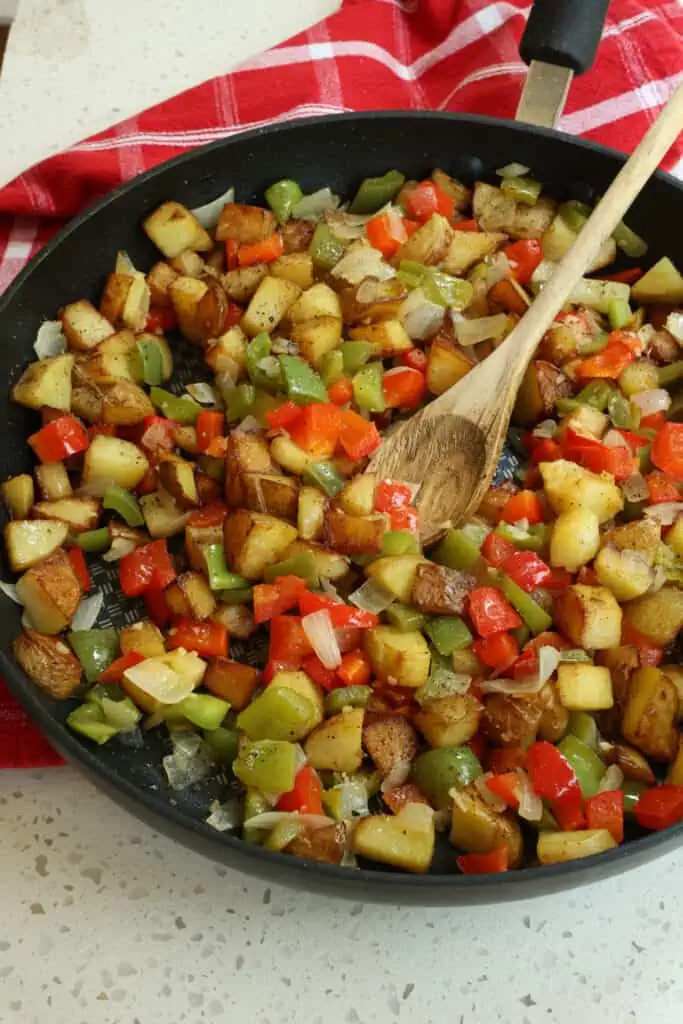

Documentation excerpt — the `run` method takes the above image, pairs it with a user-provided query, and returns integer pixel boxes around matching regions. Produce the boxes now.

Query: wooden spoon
[368,83,683,544]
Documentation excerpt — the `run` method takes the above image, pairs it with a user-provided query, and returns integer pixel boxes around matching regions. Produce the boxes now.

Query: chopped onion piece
[496,162,531,178]
[516,769,543,822]
[598,764,624,793]
[474,772,506,812]
[331,247,396,285]
[242,811,335,831]
[71,591,104,631]
[398,287,444,340]
[34,320,67,359]
[206,799,242,832]
[665,311,683,344]
[115,250,137,275]
[0,581,22,605]
[455,313,509,347]
[349,579,395,614]
[483,251,512,290]
[256,355,282,379]
[163,732,213,791]
[481,645,559,696]
[302,609,342,669]
[125,651,206,705]
[330,780,370,819]
[271,337,299,356]
[532,419,557,439]
[621,473,649,503]
[103,537,138,563]
[235,415,261,434]
[630,388,671,416]
[645,502,683,526]
[185,381,218,405]
[319,578,341,600]
[190,185,235,229]
[603,429,631,449]
[380,759,412,794]
[292,187,340,221]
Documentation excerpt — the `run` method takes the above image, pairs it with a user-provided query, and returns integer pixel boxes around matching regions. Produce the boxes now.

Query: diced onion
[481,645,560,696]
[256,356,282,379]
[125,652,206,705]
[516,768,543,822]
[630,388,671,416]
[474,772,506,812]
[455,313,509,347]
[665,312,683,344]
[603,429,631,449]
[292,188,339,221]
[242,811,335,831]
[34,320,67,359]
[398,287,444,340]
[621,472,649,503]
[103,537,138,563]
[235,415,261,434]
[302,609,342,669]
[115,250,137,275]
[185,382,218,405]
[163,731,213,791]
[0,581,22,605]
[71,591,104,631]
[598,764,624,793]
[271,337,299,356]
[497,162,531,178]
[349,579,395,614]
[532,419,557,439]
[331,247,396,285]
[206,799,242,832]
[330,781,370,819]
[380,759,412,794]
[190,186,235,229]
[645,502,683,526]
[483,252,512,290]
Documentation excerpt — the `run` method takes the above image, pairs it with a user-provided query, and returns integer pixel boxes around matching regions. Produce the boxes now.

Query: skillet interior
[1,111,682,905]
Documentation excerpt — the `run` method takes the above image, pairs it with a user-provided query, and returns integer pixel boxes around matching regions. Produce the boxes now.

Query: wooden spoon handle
[499,81,683,381]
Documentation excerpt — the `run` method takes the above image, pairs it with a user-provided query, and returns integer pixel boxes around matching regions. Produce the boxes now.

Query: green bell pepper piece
[555,398,581,415]
[657,360,683,387]
[100,696,142,732]
[419,649,467,703]
[557,734,605,798]
[607,390,638,430]
[397,261,473,310]
[349,169,405,214]
[558,200,591,233]
[577,379,615,411]
[499,576,552,635]
[225,382,256,422]
[150,387,200,425]
[621,498,648,522]
[411,747,482,809]
[246,334,283,394]
[103,485,144,527]
[75,527,111,553]
[324,686,372,714]
[341,340,378,374]
[198,454,225,481]
[177,693,230,731]
[265,178,303,222]
[607,297,632,332]
[264,550,318,587]
[496,522,549,553]
[309,223,345,271]
[264,819,303,852]
[304,461,345,498]
[432,527,481,571]
[425,616,472,656]
[279,354,328,405]
[567,710,599,751]
[559,649,593,663]
[85,683,122,706]
[68,628,119,683]
[203,543,248,591]
[622,779,647,817]
[218,586,254,605]
[385,604,428,632]
[67,703,119,745]
[500,175,542,206]
[638,444,652,474]
[237,687,318,742]
[137,337,164,386]
[203,725,239,765]
[233,739,298,792]
[612,219,648,258]
[381,531,420,556]
[243,788,271,844]
[320,349,344,385]
[352,362,385,413]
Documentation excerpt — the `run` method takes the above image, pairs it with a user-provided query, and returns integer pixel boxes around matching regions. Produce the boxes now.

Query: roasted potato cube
[119,620,166,658]
[339,474,376,518]
[169,250,205,277]
[13,630,81,698]
[215,203,277,244]
[168,276,209,343]
[665,517,683,559]
[165,570,216,621]
[185,522,224,573]
[290,316,343,367]
[241,277,301,337]
[554,585,622,650]
[60,300,115,351]
[622,588,683,646]
[225,430,276,505]
[297,486,327,541]
[366,555,426,603]
[557,663,613,711]
[282,539,349,582]
[537,682,570,743]
[101,380,155,426]
[442,230,507,276]
[562,403,608,439]
[662,666,683,719]
[223,508,297,579]
[414,694,482,748]
[348,319,412,356]
[450,785,523,868]
[288,281,342,323]
[395,213,453,267]
[622,667,678,761]
[364,626,431,689]
[221,264,268,303]
[70,380,103,423]
[602,518,661,565]
[270,253,314,290]
[324,504,386,555]
[630,257,683,304]
[205,325,249,381]
[12,353,74,412]
[33,497,100,534]
[539,460,623,523]
[550,508,601,572]
[146,261,179,306]
[362,715,419,776]
[195,281,230,344]
[139,493,189,538]
[304,708,365,773]
[473,182,555,239]
[204,657,259,709]
[281,218,316,254]
[270,434,310,476]
[667,737,683,786]
[34,463,71,502]
[353,804,435,874]
[16,549,81,634]
[143,201,213,258]
[410,562,474,616]
[513,360,572,425]
[287,822,346,865]
[157,458,200,510]
[211,602,257,639]
[432,169,471,210]
[537,830,616,865]
[100,273,150,331]
[240,473,299,521]
[426,338,473,395]
[2,474,35,518]
[593,546,653,601]
[5,519,69,572]
[539,323,583,365]
[482,693,543,748]
[83,435,149,491]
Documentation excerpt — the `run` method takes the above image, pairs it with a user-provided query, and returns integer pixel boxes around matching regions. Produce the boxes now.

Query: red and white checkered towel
[0,0,682,768]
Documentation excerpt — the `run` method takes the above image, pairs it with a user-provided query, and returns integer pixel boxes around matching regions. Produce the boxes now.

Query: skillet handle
[520,0,610,74]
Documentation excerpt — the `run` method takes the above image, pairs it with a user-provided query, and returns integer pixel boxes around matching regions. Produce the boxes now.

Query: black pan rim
[2,108,682,901]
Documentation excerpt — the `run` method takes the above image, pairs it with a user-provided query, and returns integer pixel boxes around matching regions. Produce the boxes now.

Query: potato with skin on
[482,692,543,748]
[666,737,683,786]
[414,694,482,749]
[221,264,268,303]
[537,682,570,743]
[297,486,327,541]
[185,522,223,573]
[223,508,297,580]
[513,360,573,425]
[539,459,623,524]
[241,277,301,337]
[304,708,365,773]
[5,519,69,572]
[366,555,426,604]
[239,472,299,522]
[215,203,277,245]
[410,561,474,616]
[348,320,412,356]
[83,435,149,492]
[362,715,419,776]
[60,300,115,351]
[395,213,454,267]
[205,326,249,382]
[441,230,507,276]
[225,430,276,506]
[157,458,200,510]
[143,201,213,258]
[537,830,616,865]
[12,353,74,412]
[550,507,601,572]
[622,588,683,646]
[146,261,179,306]
[287,822,347,866]
[34,463,71,502]
[99,273,150,331]
[2,475,35,519]
[211,603,257,640]
[16,549,82,635]
[138,493,189,539]
[557,664,613,711]
[594,546,653,601]
[602,518,661,564]
[281,539,349,582]
[662,666,683,719]
[450,785,523,868]
[168,276,209,344]
[71,379,103,423]
[33,497,100,534]
[426,338,474,395]
[203,657,259,709]
[554,585,622,650]
[119,620,166,659]
[364,626,431,689]
[353,804,435,874]
[101,380,155,426]
[13,631,82,699]
[621,667,679,762]
[164,571,216,621]
[324,503,386,555]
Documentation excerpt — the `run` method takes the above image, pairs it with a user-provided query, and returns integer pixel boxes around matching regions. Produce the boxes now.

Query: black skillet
[1,0,682,905]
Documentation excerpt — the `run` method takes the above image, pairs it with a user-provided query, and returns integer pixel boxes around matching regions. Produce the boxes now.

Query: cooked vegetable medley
[4,164,683,875]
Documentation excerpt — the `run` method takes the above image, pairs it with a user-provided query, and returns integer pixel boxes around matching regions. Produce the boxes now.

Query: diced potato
[442,230,506,275]
[601,740,655,783]
[271,670,324,728]
[513,360,572,425]
[426,338,474,395]
[139,493,189,538]
[16,549,81,634]
[364,626,431,689]
[221,264,268,303]
[623,588,683,646]
[666,517,683,559]
[541,215,577,262]
[602,518,661,565]
[70,380,103,423]
[5,519,69,572]
[593,546,653,601]
[538,323,583,365]
[60,300,115,351]
[557,663,613,711]
[157,458,200,510]
[366,555,426,603]
[290,316,343,367]
[473,182,555,239]
[395,213,453,267]
[270,253,314,290]
[204,657,259,709]
[119,620,166,658]
[662,666,683,720]
[215,203,277,244]
[537,830,616,865]
[12,353,74,412]
[622,667,678,761]
[348,320,412,356]
[185,522,223,573]
[288,282,342,323]
[539,459,623,524]
[353,804,435,874]
[450,785,523,868]
[631,257,683,304]
[563,403,608,439]
[33,497,100,534]
[554,585,622,650]
[287,822,346,865]
[304,708,365,773]
[668,737,683,785]
[99,273,150,331]
[297,486,327,541]
[241,277,301,337]
[410,562,473,616]
[169,250,206,277]
[164,571,216,621]
[2,475,35,518]
[432,169,471,210]
[119,676,161,715]
[225,430,275,505]
[83,435,149,491]
[550,508,600,571]
[537,682,570,742]
[205,325,249,381]
[270,435,310,476]
[223,508,297,579]
[143,201,213,258]
[211,602,256,639]
[13,630,81,698]
[168,276,209,344]
[324,504,386,555]
[240,472,299,521]
[414,694,482,748]
[362,715,419,776]
[282,539,349,582]
[339,474,376,518]
[34,463,71,502]
[102,380,155,425]
[482,693,543,748]
[147,261,179,306]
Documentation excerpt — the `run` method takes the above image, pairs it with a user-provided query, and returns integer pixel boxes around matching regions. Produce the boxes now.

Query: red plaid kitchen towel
[0,0,681,767]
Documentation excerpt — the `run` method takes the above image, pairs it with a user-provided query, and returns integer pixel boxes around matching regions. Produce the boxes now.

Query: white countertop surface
[2,766,683,1024]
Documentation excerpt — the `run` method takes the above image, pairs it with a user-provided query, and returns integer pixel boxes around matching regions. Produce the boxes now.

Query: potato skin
[223,508,297,579]
[286,823,346,865]
[324,504,386,555]
[553,585,623,650]
[450,785,523,868]
[621,667,679,762]
[410,562,474,616]
[13,630,82,698]
[513,360,573,426]
[414,694,482,748]
[482,693,543,748]
[362,715,419,776]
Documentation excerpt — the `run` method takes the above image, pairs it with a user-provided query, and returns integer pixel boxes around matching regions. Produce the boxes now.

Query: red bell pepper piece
[400,348,427,372]
[119,540,176,597]
[485,772,520,808]
[288,402,342,458]
[299,590,379,629]
[499,490,543,524]
[402,218,420,237]
[222,302,244,329]
[466,731,489,764]
[276,765,323,815]
[374,479,412,512]
[503,239,543,285]
[615,429,650,452]
[481,531,517,568]
[610,329,645,356]
[585,789,624,843]
[621,622,663,667]
[301,652,341,691]
[264,615,313,681]
[87,424,117,442]
[98,651,146,683]
[383,782,430,814]
[651,422,683,481]
[404,180,454,222]
[501,550,553,593]
[167,619,228,658]
[640,411,666,431]
[553,797,586,831]
[139,416,177,457]
[188,502,228,528]
[265,401,303,431]
[225,238,239,270]
[562,428,638,481]
[472,631,518,669]
[253,575,306,624]
[454,218,479,232]
[67,547,90,592]
[337,650,372,687]
[456,846,508,874]
[144,587,171,629]
[327,377,354,407]
[488,746,526,775]
[237,233,284,266]
[525,741,581,807]
[338,409,381,460]
[28,415,88,463]
[634,784,683,830]
[196,410,225,453]
[146,307,178,333]
[366,211,408,258]
[646,470,681,504]
[530,438,562,465]
[575,341,634,381]
[382,367,427,410]
[389,506,419,533]
[468,587,522,637]
[599,267,643,285]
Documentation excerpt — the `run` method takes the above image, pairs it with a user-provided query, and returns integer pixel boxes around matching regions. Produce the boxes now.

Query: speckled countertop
[1,767,682,1023]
